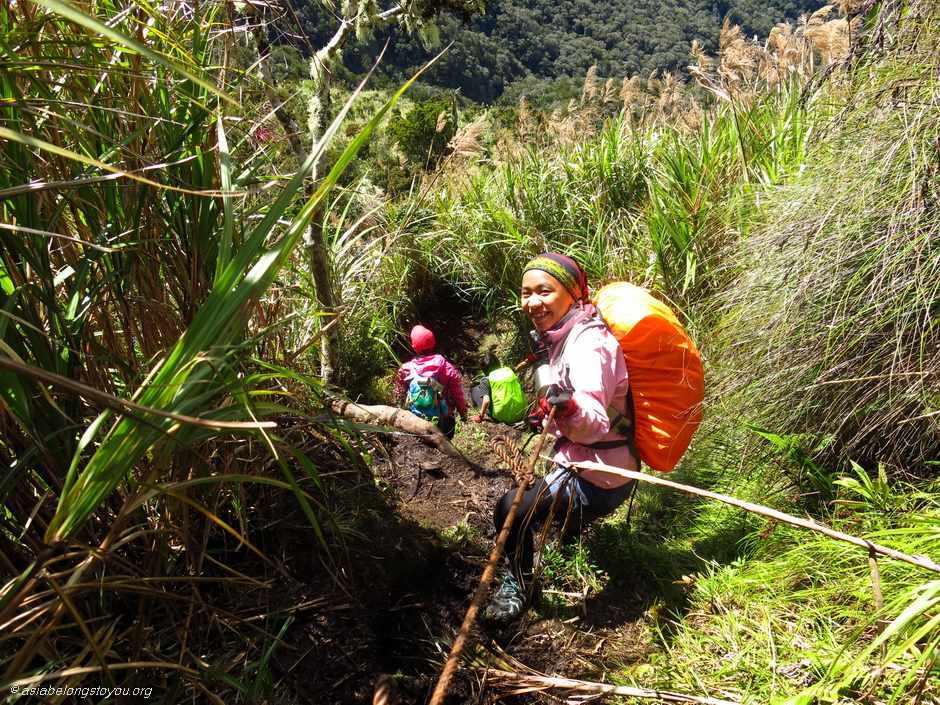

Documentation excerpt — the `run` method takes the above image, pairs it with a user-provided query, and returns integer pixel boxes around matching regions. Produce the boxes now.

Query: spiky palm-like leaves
[1,0,416,697]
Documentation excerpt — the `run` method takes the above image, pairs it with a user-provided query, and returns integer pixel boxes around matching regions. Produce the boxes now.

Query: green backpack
[488,367,527,423]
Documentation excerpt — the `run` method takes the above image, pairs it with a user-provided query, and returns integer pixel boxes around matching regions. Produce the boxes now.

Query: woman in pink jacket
[394,325,468,439]
[484,253,637,623]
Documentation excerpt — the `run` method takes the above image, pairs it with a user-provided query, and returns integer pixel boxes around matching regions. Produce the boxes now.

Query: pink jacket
[546,318,637,488]
[394,353,468,417]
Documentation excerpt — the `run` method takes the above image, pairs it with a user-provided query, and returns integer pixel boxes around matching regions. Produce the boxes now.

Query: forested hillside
[3,0,938,704]
[290,0,823,101]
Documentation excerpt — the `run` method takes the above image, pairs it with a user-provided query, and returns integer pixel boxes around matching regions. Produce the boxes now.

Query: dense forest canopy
[289,0,824,102]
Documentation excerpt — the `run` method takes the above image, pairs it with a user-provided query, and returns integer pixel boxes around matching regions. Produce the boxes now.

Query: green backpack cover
[488,367,527,423]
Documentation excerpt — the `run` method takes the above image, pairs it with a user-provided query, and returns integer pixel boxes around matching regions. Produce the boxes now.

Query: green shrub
[388,97,457,169]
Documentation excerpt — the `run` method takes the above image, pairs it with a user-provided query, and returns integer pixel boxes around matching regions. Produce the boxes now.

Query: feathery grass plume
[517,96,533,136]
[552,111,580,144]
[767,21,793,57]
[692,17,824,103]
[448,116,487,158]
[434,109,449,133]
[682,95,705,132]
[581,64,598,103]
[688,61,733,103]
[718,18,764,95]
[833,0,868,14]
[807,3,836,25]
[602,76,617,104]
[805,16,857,64]
[619,75,641,110]
[620,75,653,127]
[493,130,526,165]
[802,4,855,64]
[438,116,489,194]
[757,37,783,85]
[546,98,585,145]
[656,72,682,118]
[690,39,711,70]
[765,21,814,81]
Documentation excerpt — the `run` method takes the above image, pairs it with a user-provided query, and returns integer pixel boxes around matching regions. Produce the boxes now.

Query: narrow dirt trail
[365,395,654,703]
[278,308,657,704]
[355,305,655,703]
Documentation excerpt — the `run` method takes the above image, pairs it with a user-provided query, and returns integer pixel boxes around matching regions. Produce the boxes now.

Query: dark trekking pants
[437,415,456,439]
[493,467,633,582]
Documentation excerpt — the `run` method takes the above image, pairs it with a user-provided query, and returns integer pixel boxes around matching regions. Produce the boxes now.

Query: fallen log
[327,397,477,469]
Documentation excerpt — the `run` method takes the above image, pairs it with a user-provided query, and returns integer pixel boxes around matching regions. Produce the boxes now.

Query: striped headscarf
[522,252,588,302]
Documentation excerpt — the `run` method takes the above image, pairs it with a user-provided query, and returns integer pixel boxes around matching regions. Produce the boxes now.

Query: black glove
[545,384,572,405]
[539,384,576,417]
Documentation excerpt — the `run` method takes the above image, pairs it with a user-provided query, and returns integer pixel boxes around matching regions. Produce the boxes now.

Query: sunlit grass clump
[632,476,940,704]
[0,0,417,699]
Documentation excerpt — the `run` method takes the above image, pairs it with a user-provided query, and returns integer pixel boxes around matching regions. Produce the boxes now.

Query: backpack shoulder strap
[557,318,638,457]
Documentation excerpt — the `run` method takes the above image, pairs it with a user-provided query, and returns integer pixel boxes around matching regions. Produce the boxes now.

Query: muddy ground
[249,306,662,704]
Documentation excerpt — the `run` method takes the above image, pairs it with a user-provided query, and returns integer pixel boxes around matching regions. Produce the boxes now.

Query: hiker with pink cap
[393,325,468,439]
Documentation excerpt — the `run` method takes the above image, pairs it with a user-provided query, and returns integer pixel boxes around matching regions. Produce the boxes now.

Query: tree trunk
[252,23,340,382]
[253,2,409,382]
[303,221,339,382]
[328,397,478,468]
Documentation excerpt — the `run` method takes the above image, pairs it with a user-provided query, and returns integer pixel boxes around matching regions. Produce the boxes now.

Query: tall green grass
[319,78,814,408]
[326,4,939,703]
[3,0,935,702]
[715,0,940,475]
[350,85,812,349]
[599,3,940,703]
[0,0,417,697]
[624,474,940,705]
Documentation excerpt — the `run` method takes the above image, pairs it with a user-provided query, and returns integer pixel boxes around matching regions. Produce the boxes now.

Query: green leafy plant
[388,98,457,170]
[539,540,607,605]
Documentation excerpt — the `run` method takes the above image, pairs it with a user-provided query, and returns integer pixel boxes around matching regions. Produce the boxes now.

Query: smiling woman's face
[521,269,575,332]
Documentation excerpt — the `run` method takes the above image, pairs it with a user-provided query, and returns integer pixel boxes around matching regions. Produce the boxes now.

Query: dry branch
[568,460,940,574]
[484,669,741,705]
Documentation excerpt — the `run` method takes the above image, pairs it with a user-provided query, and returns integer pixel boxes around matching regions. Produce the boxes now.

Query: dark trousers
[493,470,633,581]
[470,378,491,409]
[437,415,456,439]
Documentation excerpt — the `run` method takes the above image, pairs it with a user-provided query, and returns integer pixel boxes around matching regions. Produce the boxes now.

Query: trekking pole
[513,353,538,372]
[428,406,557,705]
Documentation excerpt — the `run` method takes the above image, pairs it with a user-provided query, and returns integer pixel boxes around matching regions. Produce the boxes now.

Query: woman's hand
[539,384,577,418]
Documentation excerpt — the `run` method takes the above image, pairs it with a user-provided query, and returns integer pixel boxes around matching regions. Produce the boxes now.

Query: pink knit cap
[410,325,436,353]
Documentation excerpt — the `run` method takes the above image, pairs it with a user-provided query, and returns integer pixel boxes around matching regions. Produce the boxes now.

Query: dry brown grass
[449,116,487,159]
[620,74,642,109]
[517,96,534,137]
[602,77,617,104]
[691,7,861,102]
[581,64,599,103]
[438,115,490,191]
[712,0,940,473]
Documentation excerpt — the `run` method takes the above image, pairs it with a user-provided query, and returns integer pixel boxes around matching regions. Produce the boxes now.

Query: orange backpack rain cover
[594,282,704,471]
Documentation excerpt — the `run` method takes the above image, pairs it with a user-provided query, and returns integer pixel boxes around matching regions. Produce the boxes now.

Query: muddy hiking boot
[483,569,525,623]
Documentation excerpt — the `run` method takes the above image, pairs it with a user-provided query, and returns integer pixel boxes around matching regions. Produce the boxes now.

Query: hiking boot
[483,570,525,623]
